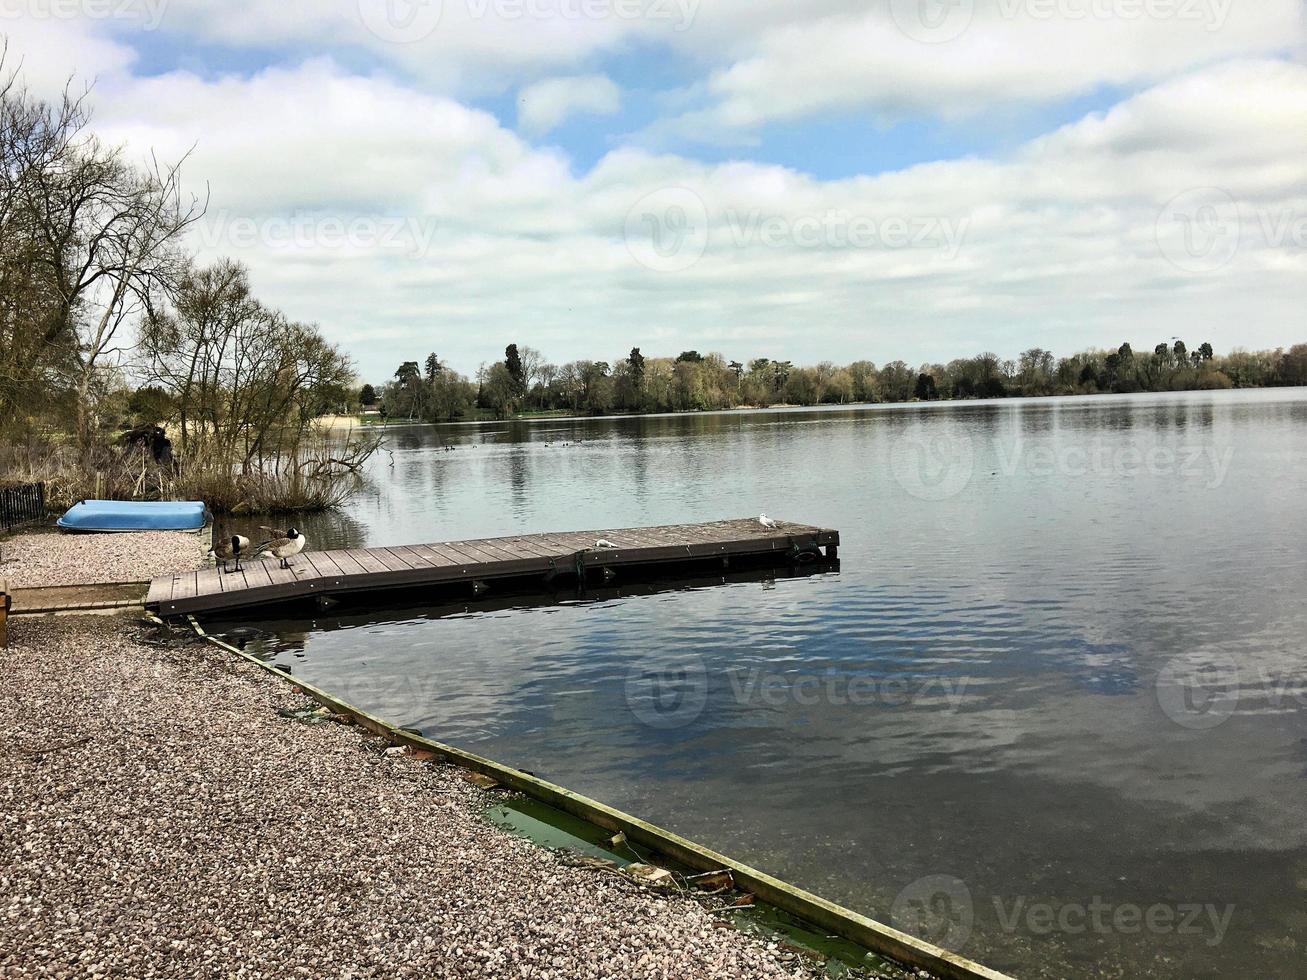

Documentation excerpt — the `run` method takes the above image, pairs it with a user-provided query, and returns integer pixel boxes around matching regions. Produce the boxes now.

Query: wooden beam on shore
[0,579,9,648]
[186,616,1015,980]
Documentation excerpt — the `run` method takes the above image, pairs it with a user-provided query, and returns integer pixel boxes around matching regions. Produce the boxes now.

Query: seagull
[257,528,306,569]
[759,514,778,529]
[209,532,250,573]
[595,539,618,549]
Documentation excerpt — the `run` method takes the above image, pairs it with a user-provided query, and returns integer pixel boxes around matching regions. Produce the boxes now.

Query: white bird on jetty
[759,514,778,529]
[257,528,306,569]
[595,538,617,549]
[210,532,251,573]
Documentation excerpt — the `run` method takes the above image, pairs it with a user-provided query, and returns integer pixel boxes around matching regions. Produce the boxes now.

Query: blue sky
[5,0,1304,380]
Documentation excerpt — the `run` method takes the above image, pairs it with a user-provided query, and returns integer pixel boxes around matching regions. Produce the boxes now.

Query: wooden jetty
[146,518,839,617]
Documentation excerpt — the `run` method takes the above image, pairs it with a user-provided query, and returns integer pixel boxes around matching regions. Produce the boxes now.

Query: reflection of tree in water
[289,506,371,551]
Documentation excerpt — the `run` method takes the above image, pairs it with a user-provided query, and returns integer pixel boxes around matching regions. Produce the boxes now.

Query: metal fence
[0,481,45,532]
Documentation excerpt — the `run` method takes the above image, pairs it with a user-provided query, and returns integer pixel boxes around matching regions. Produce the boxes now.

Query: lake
[233,388,1307,978]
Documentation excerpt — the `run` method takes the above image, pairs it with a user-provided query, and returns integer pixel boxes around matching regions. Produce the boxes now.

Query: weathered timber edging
[181,616,1015,980]
[8,583,149,616]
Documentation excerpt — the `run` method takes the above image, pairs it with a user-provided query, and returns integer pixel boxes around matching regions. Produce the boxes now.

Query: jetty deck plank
[146,518,838,617]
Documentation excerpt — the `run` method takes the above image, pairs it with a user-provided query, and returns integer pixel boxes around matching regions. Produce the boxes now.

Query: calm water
[232,389,1307,978]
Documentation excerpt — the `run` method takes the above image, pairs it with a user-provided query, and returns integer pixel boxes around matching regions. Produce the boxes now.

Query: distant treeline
[369,340,1307,422]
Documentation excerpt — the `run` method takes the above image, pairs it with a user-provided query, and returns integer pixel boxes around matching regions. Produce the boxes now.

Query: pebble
[0,530,206,588]
[0,616,821,979]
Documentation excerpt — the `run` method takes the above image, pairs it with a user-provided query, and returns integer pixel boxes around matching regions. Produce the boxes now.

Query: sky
[2,0,1304,381]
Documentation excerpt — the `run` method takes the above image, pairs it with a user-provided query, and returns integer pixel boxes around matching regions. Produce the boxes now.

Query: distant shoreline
[320,385,1307,431]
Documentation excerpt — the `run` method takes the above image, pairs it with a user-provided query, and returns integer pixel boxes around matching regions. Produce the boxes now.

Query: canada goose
[759,514,778,529]
[257,528,306,569]
[209,532,251,573]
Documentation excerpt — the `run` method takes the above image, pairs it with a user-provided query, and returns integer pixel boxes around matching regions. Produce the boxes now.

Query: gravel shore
[0,530,206,588]
[0,616,824,979]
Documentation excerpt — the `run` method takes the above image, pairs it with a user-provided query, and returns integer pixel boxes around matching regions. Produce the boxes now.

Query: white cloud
[517,74,620,136]
[100,0,1304,131]
[1,19,1303,381]
[0,16,136,98]
[142,0,691,95]
[672,0,1303,136]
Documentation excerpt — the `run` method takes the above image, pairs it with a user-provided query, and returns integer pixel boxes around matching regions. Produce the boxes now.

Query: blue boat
[57,500,207,532]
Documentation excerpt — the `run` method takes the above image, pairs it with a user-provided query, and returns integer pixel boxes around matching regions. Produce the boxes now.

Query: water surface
[234,389,1307,978]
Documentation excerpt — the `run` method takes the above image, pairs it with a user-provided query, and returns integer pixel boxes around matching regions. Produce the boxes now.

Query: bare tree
[0,53,205,442]
[141,260,357,469]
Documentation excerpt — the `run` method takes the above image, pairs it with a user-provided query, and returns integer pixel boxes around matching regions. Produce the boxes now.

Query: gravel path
[0,530,205,587]
[0,617,822,979]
